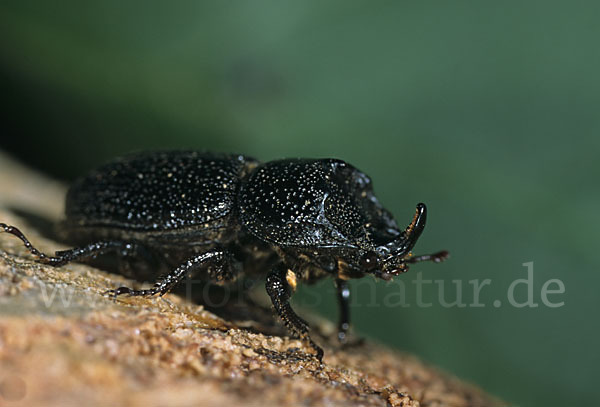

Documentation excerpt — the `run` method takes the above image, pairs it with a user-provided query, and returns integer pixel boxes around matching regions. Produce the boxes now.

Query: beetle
[1,151,448,360]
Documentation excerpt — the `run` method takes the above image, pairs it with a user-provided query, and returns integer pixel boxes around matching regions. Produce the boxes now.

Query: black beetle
[1,151,447,360]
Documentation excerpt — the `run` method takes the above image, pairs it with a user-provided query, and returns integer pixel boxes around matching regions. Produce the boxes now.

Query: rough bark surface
[0,153,502,407]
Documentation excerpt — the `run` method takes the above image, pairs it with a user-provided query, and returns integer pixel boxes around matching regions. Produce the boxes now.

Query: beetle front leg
[265,266,323,361]
[107,250,226,297]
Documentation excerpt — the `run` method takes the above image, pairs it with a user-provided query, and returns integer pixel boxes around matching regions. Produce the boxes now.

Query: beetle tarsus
[1,223,62,265]
[103,286,159,298]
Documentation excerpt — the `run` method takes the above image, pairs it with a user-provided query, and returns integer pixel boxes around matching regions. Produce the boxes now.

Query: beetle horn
[402,203,427,253]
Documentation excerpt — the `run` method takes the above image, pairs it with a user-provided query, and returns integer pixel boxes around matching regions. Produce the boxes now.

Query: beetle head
[357,203,427,281]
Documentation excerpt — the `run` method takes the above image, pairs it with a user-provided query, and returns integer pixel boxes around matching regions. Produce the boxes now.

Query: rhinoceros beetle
[1,151,448,360]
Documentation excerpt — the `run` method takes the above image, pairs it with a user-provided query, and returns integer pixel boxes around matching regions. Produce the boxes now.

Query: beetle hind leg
[265,266,323,361]
[1,223,138,267]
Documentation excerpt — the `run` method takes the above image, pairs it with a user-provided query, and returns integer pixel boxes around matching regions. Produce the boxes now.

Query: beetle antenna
[406,250,449,264]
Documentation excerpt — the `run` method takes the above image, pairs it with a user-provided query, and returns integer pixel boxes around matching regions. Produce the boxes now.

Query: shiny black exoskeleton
[1,151,448,360]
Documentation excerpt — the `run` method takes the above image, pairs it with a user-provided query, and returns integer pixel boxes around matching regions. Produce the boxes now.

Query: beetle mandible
[1,151,448,360]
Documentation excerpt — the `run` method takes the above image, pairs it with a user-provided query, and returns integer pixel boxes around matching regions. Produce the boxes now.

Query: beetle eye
[360,251,379,271]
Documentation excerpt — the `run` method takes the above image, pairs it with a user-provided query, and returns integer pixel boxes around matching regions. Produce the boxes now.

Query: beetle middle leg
[265,265,323,361]
[106,249,229,297]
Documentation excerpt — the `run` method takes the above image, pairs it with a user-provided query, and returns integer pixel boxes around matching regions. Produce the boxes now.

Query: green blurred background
[1,2,598,406]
